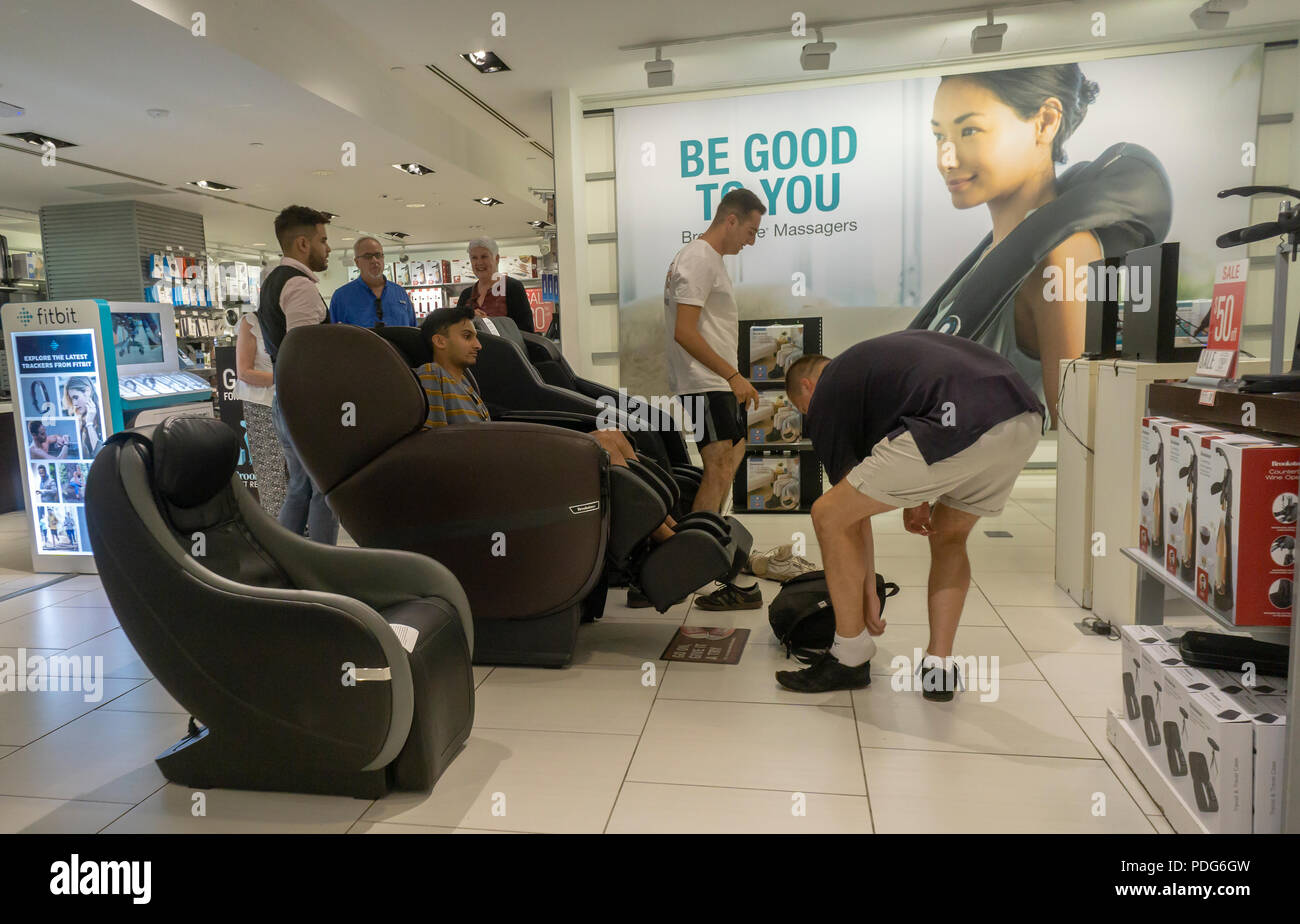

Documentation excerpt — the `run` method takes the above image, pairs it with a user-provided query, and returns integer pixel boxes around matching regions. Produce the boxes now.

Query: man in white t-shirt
[663,187,766,610]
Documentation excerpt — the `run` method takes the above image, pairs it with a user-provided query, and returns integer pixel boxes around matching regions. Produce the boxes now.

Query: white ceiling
[1,0,1298,253]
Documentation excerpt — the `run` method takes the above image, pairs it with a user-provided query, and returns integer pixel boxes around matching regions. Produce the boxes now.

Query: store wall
[563,37,1300,389]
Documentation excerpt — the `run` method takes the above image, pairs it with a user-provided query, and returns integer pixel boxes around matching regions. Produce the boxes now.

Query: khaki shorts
[845,411,1043,518]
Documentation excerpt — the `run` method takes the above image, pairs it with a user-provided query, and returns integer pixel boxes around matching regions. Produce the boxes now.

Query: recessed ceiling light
[461,50,510,74]
[527,220,552,229]
[249,141,264,147]
[390,65,406,72]
[146,108,170,119]
[341,237,354,242]
[386,231,410,239]
[312,169,334,177]
[393,162,435,176]
[5,131,77,149]
[188,179,238,190]
[250,242,266,247]
[405,202,426,208]
[476,196,503,207]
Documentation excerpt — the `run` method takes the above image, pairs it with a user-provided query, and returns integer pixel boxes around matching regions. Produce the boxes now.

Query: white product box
[1120,624,1187,727]
[1195,436,1300,626]
[1138,416,1174,565]
[394,262,411,287]
[1179,688,1255,832]
[409,261,425,285]
[423,260,440,284]
[1230,688,1287,833]
[1159,422,1229,586]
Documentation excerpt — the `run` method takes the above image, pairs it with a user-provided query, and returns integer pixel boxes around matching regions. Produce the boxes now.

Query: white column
[551,88,594,379]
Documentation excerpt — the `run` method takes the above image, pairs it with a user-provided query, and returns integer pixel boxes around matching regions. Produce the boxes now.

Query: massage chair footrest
[638,530,736,612]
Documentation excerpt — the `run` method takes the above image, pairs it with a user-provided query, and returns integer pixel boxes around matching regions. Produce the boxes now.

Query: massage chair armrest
[494,409,601,432]
[233,486,474,651]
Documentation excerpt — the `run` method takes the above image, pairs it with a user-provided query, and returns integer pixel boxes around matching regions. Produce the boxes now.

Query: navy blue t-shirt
[805,330,1044,483]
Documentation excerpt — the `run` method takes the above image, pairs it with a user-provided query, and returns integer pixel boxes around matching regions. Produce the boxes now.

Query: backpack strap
[779,577,901,661]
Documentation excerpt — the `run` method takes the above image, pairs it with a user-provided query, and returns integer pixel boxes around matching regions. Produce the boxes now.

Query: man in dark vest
[258,205,338,544]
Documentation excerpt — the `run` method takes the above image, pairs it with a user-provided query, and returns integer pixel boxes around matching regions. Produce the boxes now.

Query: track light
[1190,0,1247,30]
[645,47,674,88]
[801,29,836,71]
[970,10,1008,54]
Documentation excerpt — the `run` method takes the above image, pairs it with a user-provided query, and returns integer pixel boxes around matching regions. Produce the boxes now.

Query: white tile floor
[0,473,1173,833]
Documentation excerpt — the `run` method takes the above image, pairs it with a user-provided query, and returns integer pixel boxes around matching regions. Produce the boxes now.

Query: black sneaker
[919,660,964,702]
[776,651,871,693]
[693,582,762,611]
[626,587,653,608]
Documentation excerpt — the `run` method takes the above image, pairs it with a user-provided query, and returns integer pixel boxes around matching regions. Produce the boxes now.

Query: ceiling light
[476,196,503,207]
[528,220,552,229]
[249,141,264,148]
[341,237,354,242]
[5,131,76,149]
[0,100,23,118]
[321,211,338,220]
[405,202,426,208]
[188,179,237,190]
[146,108,170,119]
[393,162,435,176]
[390,65,406,72]
[312,169,334,177]
[386,231,410,239]
[250,242,266,247]
[801,30,836,71]
[645,47,674,88]
[970,11,1008,53]
[1191,0,1247,29]
[461,50,510,73]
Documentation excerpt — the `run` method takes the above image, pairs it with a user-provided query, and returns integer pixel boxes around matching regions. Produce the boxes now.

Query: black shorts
[680,390,746,449]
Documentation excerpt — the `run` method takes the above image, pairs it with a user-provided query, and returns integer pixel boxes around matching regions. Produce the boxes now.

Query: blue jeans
[271,396,339,545]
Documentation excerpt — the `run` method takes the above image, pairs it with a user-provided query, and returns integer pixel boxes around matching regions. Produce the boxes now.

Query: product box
[1138,416,1176,563]
[1230,688,1287,833]
[749,323,805,381]
[747,391,802,445]
[1194,436,1300,626]
[423,260,442,284]
[450,259,470,283]
[1120,624,1186,730]
[11,251,42,280]
[746,456,800,511]
[347,266,360,282]
[1178,688,1255,832]
[409,261,426,285]
[1160,422,1230,585]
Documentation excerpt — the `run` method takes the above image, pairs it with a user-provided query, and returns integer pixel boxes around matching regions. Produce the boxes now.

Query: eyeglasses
[358,252,385,261]
[374,296,385,328]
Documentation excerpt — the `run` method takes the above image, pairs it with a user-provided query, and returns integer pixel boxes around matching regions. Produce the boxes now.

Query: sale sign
[1195,258,1248,379]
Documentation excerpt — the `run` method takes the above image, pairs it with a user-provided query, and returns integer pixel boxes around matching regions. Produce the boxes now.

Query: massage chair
[85,416,475,798]
[468,317,707,515]
[275,323,751,667]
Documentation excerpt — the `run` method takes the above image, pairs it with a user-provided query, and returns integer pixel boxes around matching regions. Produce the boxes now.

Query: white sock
[830,629,875,667]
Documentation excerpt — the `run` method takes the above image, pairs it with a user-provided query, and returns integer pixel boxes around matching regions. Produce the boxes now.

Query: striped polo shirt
[417,361,490,428]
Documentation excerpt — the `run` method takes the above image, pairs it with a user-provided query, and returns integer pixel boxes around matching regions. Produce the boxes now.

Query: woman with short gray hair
[455,236,536,333]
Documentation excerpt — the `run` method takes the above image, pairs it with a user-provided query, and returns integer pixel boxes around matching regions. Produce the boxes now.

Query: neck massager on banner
[908,142,1173,339]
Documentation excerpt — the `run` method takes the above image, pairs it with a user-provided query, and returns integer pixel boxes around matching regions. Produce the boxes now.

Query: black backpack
[769,570,899,661]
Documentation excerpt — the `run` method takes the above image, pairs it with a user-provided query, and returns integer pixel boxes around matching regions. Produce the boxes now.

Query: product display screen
[9,329,105,556]
[112,312,165,366]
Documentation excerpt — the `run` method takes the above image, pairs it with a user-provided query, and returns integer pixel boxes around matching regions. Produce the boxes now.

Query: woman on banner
[63,377,104,458]
[913,64,1172,426]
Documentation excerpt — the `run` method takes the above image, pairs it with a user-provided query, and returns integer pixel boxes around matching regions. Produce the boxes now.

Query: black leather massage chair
[471,316,705,516]
[85,416,475,798]
[275,323,752,667]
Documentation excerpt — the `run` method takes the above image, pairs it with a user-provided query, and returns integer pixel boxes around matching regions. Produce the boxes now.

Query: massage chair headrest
[148,416,241,509]
[474,316,526,350]
[374,325,432,368]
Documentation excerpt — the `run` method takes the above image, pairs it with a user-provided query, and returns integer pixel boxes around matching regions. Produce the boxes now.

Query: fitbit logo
[17,308,33,324]
[35,306,80,325]
[569,501,600,515]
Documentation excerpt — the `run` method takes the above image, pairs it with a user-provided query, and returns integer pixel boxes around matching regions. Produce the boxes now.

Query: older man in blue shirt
[328,236,415,328]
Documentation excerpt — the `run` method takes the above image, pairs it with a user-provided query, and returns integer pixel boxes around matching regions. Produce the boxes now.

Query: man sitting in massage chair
[417,305,679,544]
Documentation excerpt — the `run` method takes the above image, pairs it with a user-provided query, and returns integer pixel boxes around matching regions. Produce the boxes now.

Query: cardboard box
[1120,624,1188,731]
[1195,436,1300,626]
[745,456,801,511]
[409,261,426,285]
[1179,688,1255,832]
[1195,433,1275,617]
[1227,688,1287,833]
[1138,416,1176,563]
[1160,422,1230,586]
[747,391,802,445]
[749,323,805,382]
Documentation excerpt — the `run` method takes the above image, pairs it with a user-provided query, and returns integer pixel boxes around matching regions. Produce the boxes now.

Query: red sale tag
[1198,389,1216,406]
[1196,259,1248,379]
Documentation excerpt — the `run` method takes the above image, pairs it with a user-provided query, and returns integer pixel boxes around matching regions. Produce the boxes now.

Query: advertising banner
[614,44,1263,397]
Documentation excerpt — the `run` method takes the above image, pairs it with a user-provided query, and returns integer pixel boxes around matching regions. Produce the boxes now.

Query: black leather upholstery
[86,417,474,798]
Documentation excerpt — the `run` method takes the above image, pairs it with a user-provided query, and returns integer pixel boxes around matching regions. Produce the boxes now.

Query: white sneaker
[749,544,819,582]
